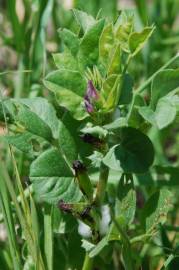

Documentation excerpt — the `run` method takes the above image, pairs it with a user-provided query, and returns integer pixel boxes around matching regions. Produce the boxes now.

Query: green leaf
[138,106,156,126]
[102,75,121,109]
[103,127,154,173]
[151,69,179,108]
[129,26,154,56]
[142,189,173,233]
[115,189,136,226]
[114,14,134,52]
[30,148,81,204]
[59,119,78,164]
[53,49,78,71]
[139,96,177,129]
[44,70,87,120]
[15,104,53,142]
[78,19,105,68]
[4,132,39,155]
[99,23,114,67]
[18,98,59,138]
[155,97,176,129]
[58,29,79,56]
[107,43,121,75]
[73,9,96,32]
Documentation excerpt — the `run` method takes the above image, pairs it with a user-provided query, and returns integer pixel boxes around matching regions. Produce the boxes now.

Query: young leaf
[99,23,114,67]
[58,29,79,56]
[107,43,121,75]
[115,14,134,52]
[73,9,96,32]
[78,19,105,68]
[103,127,154,173]
[129,26,155,56]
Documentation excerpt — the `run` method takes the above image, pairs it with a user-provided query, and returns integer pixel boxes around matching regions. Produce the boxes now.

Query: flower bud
[72,160,93,202]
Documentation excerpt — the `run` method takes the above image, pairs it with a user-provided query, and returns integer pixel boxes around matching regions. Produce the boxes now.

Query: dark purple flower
[58,200,72,213]
[84,95,94,113]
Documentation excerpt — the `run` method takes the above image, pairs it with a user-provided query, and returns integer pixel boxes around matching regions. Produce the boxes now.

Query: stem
[136,52,179,94]
[82,253,93,270]
[94,162,109,205]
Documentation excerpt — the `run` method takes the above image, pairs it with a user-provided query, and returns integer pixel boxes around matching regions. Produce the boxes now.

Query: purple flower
[84,81,99,113]
[84,95,94,113]
[87,80,99,99]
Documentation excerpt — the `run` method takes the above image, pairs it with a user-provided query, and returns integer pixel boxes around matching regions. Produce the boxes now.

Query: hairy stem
[82,253,93,270]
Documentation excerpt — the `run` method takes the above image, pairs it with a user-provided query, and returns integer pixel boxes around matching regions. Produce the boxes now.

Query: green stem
[82,253,93,270]
[136,52,179,94]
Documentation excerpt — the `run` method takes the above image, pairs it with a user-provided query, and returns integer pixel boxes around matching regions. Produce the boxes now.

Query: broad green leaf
[115,189,136,226]
[30,148,81,204]
[53,49,78,71]
[15,104,53,142]
[142,189,173,233]
[44,70,87,120]
[107,43,121,75]
[129,26,154,56]
[18,98,59,138]
[59,119,77,164]
[58,29,79,56]
[103,127,154,173]
[73,9,96,32]
[99,23,114,67]
[155,97,176,129]
[151,69,179,108]
[78,19,105,68]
